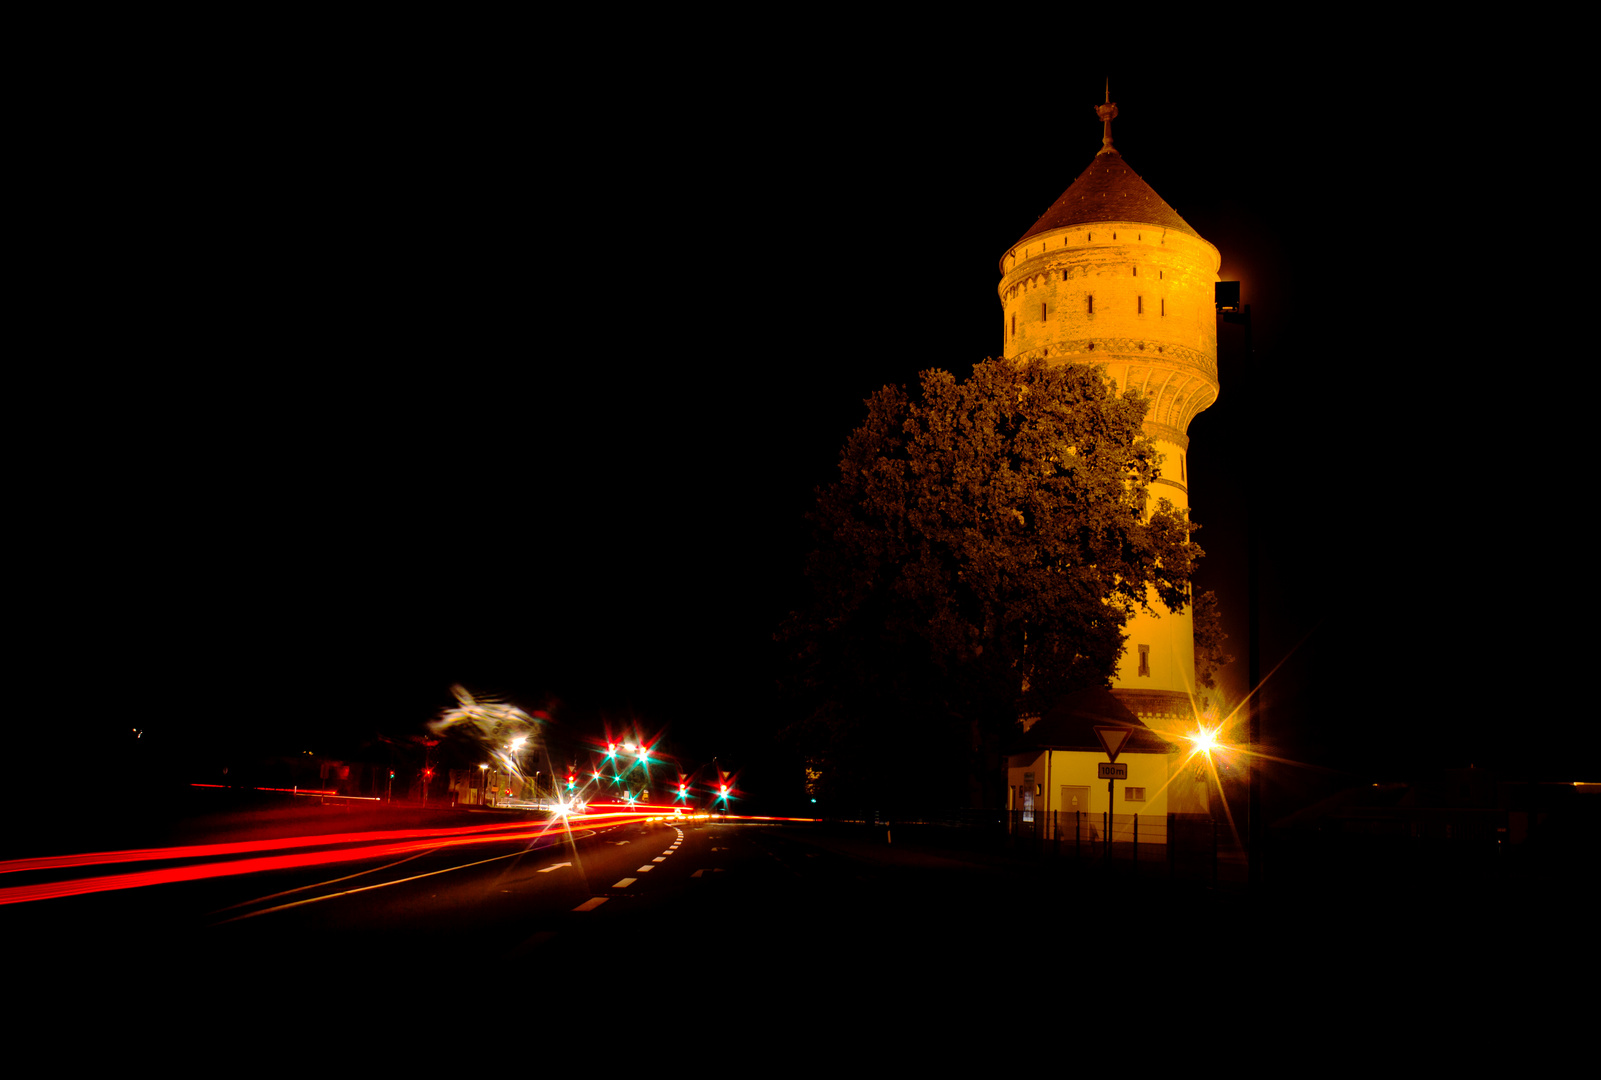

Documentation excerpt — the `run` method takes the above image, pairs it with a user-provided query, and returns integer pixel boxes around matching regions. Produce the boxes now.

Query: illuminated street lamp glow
[1186,726,1222,760]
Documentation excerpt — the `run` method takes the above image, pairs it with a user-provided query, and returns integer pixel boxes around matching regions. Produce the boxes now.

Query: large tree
[779,358,1201,807]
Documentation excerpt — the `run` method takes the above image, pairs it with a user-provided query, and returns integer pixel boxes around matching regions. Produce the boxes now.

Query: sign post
[1093,727,1132,859]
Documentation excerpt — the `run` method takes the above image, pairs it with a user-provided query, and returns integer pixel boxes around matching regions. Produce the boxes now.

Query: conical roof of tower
[1013,148,1199,248]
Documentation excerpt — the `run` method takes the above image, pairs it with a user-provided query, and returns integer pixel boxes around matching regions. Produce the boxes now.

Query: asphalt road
[10,806,1586,1058]
[9,809,1028,1010]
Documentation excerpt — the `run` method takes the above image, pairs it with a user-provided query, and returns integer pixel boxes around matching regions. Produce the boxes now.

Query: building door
[1061,786,1090,842]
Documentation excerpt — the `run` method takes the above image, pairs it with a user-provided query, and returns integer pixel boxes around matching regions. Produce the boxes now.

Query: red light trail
[0,808,681,907]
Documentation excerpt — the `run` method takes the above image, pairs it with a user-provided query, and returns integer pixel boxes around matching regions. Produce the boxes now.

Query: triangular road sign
[1093,725,1132,762]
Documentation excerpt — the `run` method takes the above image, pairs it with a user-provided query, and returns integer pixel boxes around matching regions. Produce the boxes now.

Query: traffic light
[567,773,576,791]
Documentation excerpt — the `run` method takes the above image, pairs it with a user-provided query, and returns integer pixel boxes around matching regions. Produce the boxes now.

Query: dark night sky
[20,39,1584,796]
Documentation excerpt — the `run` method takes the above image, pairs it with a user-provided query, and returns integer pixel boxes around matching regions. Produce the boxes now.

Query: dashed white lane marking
[637,865,655,872]
[574,897,608,911]
[691,869,725,877]
[613,878,637,888]
[652,857,667,862]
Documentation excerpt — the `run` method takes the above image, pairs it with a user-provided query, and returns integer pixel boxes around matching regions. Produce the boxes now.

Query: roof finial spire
[1095,78,1118,156]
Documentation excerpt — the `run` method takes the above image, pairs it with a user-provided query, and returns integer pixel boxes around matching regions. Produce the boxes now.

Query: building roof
[1011,149,1200,250]
[1011,686,1176,755]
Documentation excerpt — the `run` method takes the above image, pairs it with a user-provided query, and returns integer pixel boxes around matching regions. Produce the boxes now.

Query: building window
[1011,313,1015,336]
[1125,787,1146,802]
[1138,644,1150,677]
[1087,295,1094,315]
[1041,302,1046,321]
[1133,266,1138,276]
[1138,296,1143,314]
[1161,298,1166,316]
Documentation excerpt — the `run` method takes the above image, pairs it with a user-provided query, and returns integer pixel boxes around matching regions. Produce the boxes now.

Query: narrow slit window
[1041,302,1046,321]
[1138,645,1150,677]
[1138,296,1143,314]
[1087,295,1094,315]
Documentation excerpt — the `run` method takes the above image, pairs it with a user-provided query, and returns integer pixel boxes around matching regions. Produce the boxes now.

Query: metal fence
[1006,809,1229,882]
[811,807,1235,884]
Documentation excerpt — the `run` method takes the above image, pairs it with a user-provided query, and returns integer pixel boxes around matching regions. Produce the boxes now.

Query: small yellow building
[1007,687,1207,846]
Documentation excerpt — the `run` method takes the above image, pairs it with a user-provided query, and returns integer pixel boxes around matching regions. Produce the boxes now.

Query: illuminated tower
[998,89,1219,739]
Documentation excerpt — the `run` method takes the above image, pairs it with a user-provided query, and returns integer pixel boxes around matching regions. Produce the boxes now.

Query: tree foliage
[1192,589,1233,692]
[779,358,1202,805]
